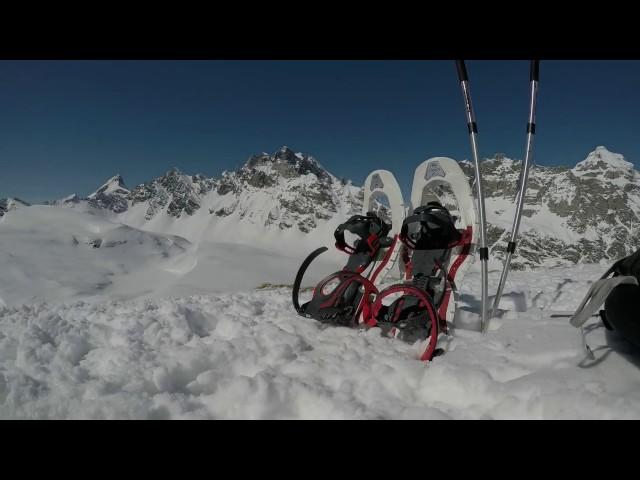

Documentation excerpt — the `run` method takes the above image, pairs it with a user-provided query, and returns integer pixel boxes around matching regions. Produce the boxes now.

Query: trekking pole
[491,60,540,318]
[456,60,489,333]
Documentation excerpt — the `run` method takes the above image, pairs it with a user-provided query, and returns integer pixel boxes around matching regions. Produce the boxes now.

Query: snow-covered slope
[462,146,640,269]
[0,204,343,307]
[1,265,639,419]
[0,205,190,306]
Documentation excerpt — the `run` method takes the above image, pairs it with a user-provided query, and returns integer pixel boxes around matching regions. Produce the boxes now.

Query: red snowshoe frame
[292,209,471,362]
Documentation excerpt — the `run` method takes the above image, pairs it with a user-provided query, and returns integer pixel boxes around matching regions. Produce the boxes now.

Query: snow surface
[1,266,639,419]
[2,204,640,419]
[0,206,342,307]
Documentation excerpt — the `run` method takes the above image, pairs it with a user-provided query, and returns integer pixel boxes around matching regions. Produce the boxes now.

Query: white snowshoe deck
[362,170,406,287]
[409,157,478,325]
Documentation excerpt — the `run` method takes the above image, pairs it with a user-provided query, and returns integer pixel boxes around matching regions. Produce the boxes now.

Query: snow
[1,264,639,419]
[486,196,575,241]
[2,205,640,418]
[0,205,343,307]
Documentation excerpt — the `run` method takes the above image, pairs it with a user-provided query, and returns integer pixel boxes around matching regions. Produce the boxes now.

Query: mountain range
[4,145,639,269]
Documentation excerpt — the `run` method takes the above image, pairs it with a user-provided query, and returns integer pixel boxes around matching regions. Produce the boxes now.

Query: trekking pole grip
[530,60,540,82]
[456,60,468,82]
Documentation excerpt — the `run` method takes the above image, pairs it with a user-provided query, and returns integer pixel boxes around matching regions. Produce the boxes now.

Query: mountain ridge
[21,145,640,269]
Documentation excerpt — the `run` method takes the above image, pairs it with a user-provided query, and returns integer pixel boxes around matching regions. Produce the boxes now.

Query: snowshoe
[368,200,471,360]
[292,213,393,327]
[292,169,407,327]
[407,157,477,325]
[366,158,478,360]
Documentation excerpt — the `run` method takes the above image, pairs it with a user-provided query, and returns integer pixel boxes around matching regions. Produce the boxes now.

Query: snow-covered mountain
[0,197,30,217]
[124,146,361,234]
[44,176,129,211]
[116,147,362,256]
[29,146,360,255]
[465,146,640,269]
[87,174,130,213]
[32,145,640,269]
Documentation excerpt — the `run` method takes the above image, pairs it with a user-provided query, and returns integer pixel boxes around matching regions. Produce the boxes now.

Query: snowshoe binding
[292,213,393,327]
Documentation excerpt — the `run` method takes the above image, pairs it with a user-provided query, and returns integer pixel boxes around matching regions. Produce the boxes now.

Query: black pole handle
[456,60,468,82]
[530,60,539,82]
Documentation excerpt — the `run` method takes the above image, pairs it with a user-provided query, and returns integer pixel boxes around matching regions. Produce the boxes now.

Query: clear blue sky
[1,60,640,203]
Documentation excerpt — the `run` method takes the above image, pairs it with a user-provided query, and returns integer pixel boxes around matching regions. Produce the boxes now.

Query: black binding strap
[479,247,489,261]
[334,214,389,254]
[468,122,478,134]
[507,242,517,254]
[527,123,536,134]
[400,205,460,250]
[292,247,328,314]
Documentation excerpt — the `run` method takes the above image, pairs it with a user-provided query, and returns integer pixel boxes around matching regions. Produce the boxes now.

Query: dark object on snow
[603,248,640,283]
[603,285,640,348]
[570,247,640,352]
[602,249,640,348]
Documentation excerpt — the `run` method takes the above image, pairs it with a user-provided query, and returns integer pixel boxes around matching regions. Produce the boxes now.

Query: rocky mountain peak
[0,197,31,217]
[572,146,635,178]
[242,146,330,182]
[274,145,297,163]
[89,174,129,198]
[88,174,130,213]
